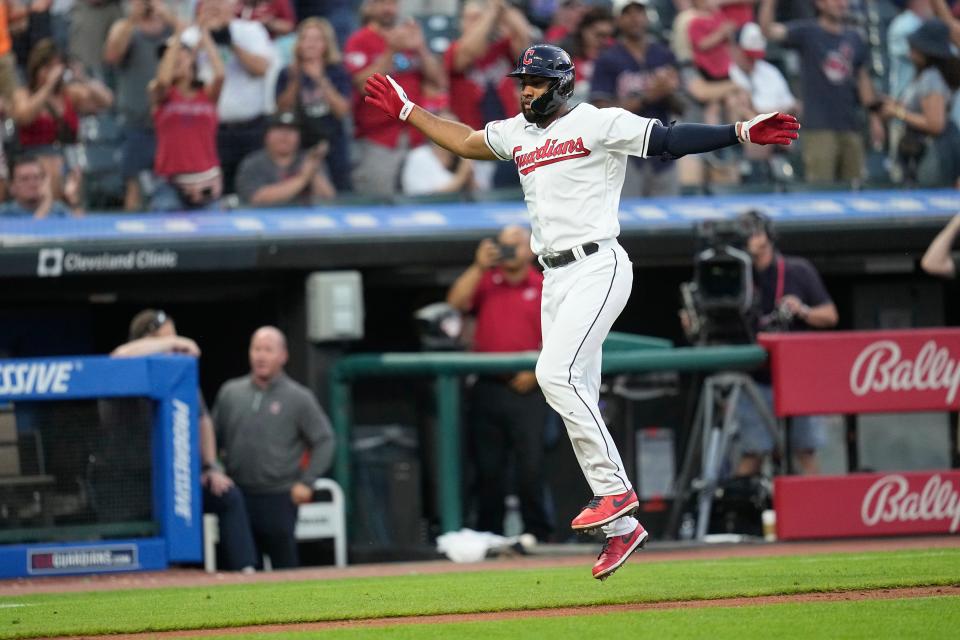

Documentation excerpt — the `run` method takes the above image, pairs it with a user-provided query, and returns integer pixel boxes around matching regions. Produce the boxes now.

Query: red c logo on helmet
[522,48,535,65]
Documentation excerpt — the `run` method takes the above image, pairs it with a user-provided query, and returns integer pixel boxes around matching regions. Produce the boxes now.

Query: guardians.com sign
[28,545,138,575]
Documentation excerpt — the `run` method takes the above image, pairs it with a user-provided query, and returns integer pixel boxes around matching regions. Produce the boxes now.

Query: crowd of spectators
[0,0,959,217]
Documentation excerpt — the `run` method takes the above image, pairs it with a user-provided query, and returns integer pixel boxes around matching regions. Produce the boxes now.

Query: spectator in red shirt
[148,26,225,211]
[234,0,295,39]
[689,0,736,81]
[687,0,745,124]
[343,0,444,198]
[718,0,758,27]
[446,225,553,544]
[447,0,532,130]
[446,0,532,189]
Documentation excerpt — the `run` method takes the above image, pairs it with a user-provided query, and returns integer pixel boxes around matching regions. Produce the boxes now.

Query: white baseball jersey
[484,103,658,255]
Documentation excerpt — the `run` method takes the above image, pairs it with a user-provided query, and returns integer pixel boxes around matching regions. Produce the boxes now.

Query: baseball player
[364,44,799,580]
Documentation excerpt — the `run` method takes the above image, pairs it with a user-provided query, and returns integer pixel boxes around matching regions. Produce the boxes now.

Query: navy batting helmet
[507,44,575,117]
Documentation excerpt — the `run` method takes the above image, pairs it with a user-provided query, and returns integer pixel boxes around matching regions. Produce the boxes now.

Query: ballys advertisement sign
[774,471,960,540]
[759,329,960,416]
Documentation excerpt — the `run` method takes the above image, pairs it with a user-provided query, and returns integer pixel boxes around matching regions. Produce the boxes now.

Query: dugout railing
[328,334,767,533]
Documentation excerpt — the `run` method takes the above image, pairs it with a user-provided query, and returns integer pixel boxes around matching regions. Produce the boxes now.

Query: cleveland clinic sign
[37,248,179,277]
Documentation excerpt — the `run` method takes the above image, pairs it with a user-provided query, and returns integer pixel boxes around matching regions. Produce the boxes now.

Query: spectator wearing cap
[343,0,444,198]
[149,25,225,211]
[275,17,352,192]
[590,0,682,197]
[728,23,797,116]
[759,0,884,185]
[197,0,277,196]
[103,0,180,211]
[879,19,960,186]
[445,0,532,190]
[235,110,335,206]
[725,22,796,172]
[887,0,932,100]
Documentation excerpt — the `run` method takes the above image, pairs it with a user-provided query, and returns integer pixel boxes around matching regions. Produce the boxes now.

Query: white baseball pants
[535,239,638,536]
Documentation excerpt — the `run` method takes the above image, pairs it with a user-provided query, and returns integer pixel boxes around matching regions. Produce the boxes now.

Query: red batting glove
[363,73,415,121]
[737,112,800,145]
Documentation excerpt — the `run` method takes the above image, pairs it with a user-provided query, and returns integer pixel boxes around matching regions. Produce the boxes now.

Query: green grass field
[2,547,959,639]
[196,597,960,640]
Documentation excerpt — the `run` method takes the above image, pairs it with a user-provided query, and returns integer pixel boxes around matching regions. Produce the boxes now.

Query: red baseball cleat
[570,489,639,531]
[592,521,649,581]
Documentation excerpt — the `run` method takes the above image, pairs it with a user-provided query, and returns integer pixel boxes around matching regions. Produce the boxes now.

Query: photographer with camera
[734,210,838,476]
[446,225,553,544]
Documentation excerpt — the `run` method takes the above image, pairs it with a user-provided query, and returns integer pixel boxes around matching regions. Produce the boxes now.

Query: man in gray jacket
[213,326,335,569]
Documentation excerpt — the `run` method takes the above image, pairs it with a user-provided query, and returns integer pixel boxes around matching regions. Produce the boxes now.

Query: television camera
[680,216,758,345]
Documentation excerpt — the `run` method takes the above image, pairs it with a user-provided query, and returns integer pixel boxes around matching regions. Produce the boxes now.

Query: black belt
[539,242,600,269]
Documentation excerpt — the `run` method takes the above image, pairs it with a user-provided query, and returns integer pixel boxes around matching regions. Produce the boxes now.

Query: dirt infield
[2,534,957,597]
[50,586,960,639]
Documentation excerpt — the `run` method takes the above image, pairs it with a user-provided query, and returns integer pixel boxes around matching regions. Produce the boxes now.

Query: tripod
[670,372,781,541]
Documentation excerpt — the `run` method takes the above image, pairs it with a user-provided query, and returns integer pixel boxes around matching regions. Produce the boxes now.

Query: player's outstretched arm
[364,73,497,161]
[647,112,800,158]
